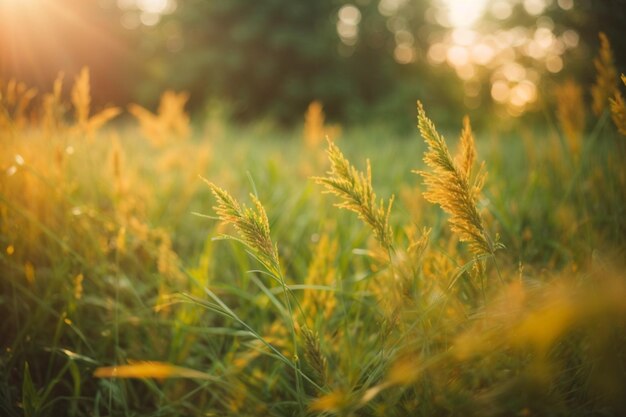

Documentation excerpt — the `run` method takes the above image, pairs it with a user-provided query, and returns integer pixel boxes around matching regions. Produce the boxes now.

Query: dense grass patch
[1,66,626,416]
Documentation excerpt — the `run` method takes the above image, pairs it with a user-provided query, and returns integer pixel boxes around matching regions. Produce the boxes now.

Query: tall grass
[1,36,626,417]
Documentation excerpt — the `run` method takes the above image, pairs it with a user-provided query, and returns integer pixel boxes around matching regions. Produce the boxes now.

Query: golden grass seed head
[610,74,626,136]
[591,32,618,116]
[301,326,328,387]
[129,90,190,146]
[456,115,475,181]
[204,179,281,274]
[72,67,91,126]
[301,234,338,324]
[415,101,493,257]
[314,139,394,251]
[555,79,586,156]
[304,100,325,148]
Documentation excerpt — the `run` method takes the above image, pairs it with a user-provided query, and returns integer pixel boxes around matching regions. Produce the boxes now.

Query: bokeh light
[424,0,582,115]
[442,0,489,28]
[117,0,176,27]
[337,4,361,46]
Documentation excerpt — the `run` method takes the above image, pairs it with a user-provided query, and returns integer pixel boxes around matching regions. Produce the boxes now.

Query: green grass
[1,102,626,416]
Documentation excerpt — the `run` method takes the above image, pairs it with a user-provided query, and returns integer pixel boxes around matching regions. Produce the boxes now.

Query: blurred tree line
[136,0,438,126]
[1,0,625,128]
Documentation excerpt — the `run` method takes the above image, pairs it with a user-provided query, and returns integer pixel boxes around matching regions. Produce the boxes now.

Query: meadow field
[2,37,626,416]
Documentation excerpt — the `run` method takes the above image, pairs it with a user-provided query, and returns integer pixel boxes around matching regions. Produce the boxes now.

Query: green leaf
[22,362,41,417]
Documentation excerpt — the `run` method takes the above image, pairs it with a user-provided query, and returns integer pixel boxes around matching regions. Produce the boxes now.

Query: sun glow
[0,0,130,102]
[426,0,580,115]
[443,0,488,28]
[1,0,38,7]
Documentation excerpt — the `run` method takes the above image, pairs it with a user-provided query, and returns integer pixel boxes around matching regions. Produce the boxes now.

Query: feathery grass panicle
[456,115,476,181]
[203,179,281,276]
[42,73,65,133]
[591,32,618,116]
[304,101,341,149]
[71,67,121,135]
[304,100,325,148]
[610,74,626,136]
[128,90,190,146]
[0,79,38,128]
[72,67,91,126]
[301,326,328,387]
[414,101,492,257]
[158,90,190,138]
[555,79,586,157]
[314,139,394,251]
[301,234,337,323]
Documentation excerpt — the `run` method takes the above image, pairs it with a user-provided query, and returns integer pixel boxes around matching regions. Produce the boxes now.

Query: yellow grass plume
[0,78,38,128]
[304,100,325,148]
[203,179,281,276]
[555,79,585,157]
[158,90,190,137]
[128,90,190,147]
[301,326,329,387]
[314,139,394,251]
[71,67,91,126]
[414,101,494,257]
[301,234,338,324]
[304,101,341,149]
[610,74,626,136]
[304,100,341,149]
[591,33,618,116]
[71,67,121,135]
[42,73,65,134]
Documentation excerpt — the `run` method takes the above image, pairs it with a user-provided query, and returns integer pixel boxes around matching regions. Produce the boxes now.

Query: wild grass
[1,37,626,417]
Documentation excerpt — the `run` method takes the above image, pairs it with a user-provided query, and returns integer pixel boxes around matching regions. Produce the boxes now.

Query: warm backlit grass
[2,48,626,416]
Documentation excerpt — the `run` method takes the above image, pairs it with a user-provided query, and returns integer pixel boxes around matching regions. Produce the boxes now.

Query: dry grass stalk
[158,90,190,137]
[414,101,492,257]
[0,79,38,128]
[72,67,91,126]
[42,73,65,133]
[304,100,325,148]
[71,67,121,135]
[555,79,586,157]
[304,101,341,149]
[314,139,394,251]
[203,180,281,276]
[610,74,626,136]
[128,90,190,146]
[591,33,618,116]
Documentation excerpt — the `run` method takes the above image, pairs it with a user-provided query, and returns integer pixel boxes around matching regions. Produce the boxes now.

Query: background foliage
[2,0,625,126]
